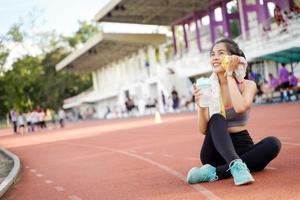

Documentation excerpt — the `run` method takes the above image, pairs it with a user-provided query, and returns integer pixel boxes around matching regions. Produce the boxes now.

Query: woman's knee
[208,113,226,127]
[263,136,281,156]
[210,113,225,121]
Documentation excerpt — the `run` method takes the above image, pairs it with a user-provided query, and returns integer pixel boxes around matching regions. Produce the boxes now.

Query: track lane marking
[54,186,65,192]
[63,142,221,200]
[163,154,173,158]
[45,179,54,184]
[282,142,300,146]
[69,195,82,200]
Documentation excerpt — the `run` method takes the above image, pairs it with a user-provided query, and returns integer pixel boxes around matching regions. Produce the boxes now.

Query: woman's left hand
[227,55,240,73]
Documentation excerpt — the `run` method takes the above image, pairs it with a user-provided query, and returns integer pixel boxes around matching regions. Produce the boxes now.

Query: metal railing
[235,16,300,59]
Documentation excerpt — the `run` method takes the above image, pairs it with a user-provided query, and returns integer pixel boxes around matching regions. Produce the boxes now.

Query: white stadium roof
[94,0,211,25]
[56,32,166,73]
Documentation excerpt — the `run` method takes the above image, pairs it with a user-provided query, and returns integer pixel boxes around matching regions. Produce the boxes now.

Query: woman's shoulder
[242,80,257,92]
[243,79,256,87]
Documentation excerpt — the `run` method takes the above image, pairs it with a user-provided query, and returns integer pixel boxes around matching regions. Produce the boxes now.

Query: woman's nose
[212,55,220,61]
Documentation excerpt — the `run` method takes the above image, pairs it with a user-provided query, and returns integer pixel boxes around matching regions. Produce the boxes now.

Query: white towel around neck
[208,57,248,118]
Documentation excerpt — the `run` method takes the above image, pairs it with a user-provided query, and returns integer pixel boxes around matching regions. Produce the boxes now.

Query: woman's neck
[217,72,227,86]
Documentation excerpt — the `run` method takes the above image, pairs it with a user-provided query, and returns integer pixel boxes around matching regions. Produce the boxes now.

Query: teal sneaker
[228,159,255,186]
[187,164,218,184]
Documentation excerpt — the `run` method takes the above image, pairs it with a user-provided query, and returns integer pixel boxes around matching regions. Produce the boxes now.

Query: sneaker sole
[235,178,255,186]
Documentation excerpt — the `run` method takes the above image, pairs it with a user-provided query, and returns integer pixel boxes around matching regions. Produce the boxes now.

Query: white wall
[67,16,300,118]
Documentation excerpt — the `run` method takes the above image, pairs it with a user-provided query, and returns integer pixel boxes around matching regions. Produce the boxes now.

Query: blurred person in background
[9,108,18,134]
[289,72,299,100]
[58,108,66,128]
[25,111,33,133]
[18,112,26,134]
[278,63,290,101]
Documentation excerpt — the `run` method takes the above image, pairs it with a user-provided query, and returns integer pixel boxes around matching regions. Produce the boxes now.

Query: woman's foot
[228,159,255,186]
[187,164,218,184]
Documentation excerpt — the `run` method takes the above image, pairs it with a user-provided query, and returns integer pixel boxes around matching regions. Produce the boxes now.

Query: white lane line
[129,150,137,153]
[64,142,221,200]
[278,137,291,140]
[144,152,153,155]
[163,154,173,158]
[265,166,276,170]
[30,169,37,173]
[282,142,300,146]
[68,195,82,200]
[184,157,199,161]
[45,180,54,184]
[54,186,65,192]
[36,173,43,177]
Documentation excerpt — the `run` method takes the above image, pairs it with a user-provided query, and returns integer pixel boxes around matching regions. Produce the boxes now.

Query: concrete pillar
[121,61,127,83]
[256,0,269,24]
[148,46,156,67]
[128,58,133,83]
[194,16,202,52]
[159,45,166,65]
[238,0,248,39]
[182,24,189,49]
[209,8,217,43]
[148,46,157,77]
[221,1,231,38]
[139,50,148,79]
[133,55,139,79]
[111,66,115,86]
[171,25,177,55]
[141,49,150,78]
[92,71,98,91]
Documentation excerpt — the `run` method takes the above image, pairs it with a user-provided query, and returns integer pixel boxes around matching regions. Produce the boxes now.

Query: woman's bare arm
[227,77,257,113]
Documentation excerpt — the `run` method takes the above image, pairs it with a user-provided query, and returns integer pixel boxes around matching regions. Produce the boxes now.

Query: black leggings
[200,114,281,179]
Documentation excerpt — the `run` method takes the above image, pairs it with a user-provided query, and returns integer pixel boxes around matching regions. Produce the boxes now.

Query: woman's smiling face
[210,42,229,73]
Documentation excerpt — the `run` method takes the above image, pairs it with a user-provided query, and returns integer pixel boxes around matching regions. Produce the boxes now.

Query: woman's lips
[213,62,221,67]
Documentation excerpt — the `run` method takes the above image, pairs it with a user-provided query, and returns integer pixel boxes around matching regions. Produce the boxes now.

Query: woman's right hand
[193,84,201,108]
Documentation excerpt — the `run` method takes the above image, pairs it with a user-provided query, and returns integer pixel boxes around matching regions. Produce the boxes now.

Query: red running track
[0,102,299,200]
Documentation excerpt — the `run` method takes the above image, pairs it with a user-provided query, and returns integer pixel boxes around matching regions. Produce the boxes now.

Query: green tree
[40,48,91,110]
[7,23,24,43]
[2,56,43,112]
[0,41,9,73]
[0,20,96,117]
[64,21,99,48]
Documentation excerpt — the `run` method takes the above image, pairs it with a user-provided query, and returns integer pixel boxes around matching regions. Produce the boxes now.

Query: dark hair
[210,38,246,59]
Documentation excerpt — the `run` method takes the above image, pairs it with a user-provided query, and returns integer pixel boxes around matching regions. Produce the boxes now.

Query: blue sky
[0,0,168,37]
[0,0,110,36]
[0,0,168,69]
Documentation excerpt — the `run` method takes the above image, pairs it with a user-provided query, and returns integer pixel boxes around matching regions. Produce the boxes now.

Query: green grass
[0,121,9,129]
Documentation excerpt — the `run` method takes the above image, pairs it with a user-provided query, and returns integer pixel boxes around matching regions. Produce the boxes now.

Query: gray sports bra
[225,107,250,128]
